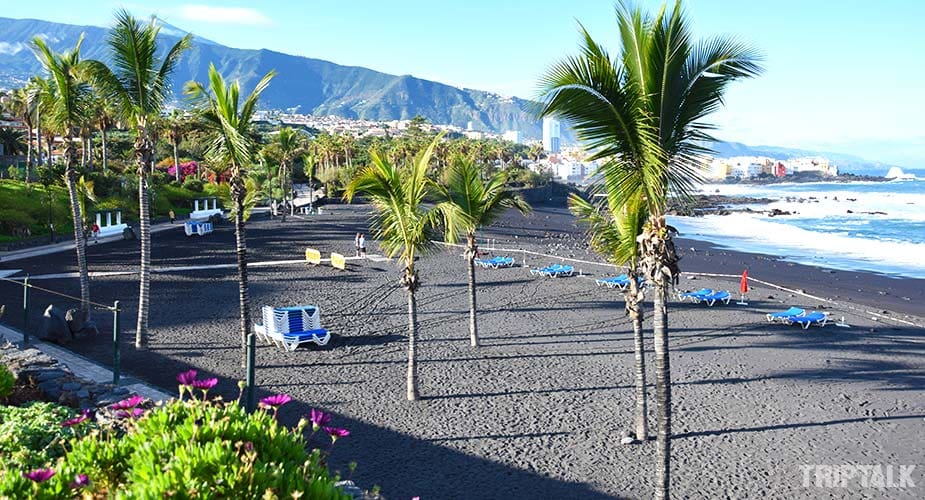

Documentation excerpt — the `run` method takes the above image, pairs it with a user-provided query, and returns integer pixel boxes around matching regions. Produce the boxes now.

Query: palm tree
[537,2,761,497]
[273,127,302,221]
[185,64,275,367]
[344,136,443,401]
[166,109,188,182]
[569,191,648,441]
[434,156,531,347]
[84,9,192,348]
[31,35,93,315]
[0,127,26,157]
[7,87,36,174]
[301,152,317,212]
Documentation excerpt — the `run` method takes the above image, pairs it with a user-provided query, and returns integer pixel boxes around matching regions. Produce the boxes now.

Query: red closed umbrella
[738,269,749,305]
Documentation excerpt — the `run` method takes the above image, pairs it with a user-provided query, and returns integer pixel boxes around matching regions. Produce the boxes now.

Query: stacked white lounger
[184,221,214,236]
[253,305,331,351]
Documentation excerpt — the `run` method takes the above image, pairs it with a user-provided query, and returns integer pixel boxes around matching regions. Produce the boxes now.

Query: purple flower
[192,378,218,390]
[115,408,145,419]
[177,370,198,386]
[258,393,292,409]
[110,395,144,410]
[324,426,350,443]
[69,474,90,489]
[309,408,331,431]
[23,468,55,483]
[244,441,254,452]
[61,413,88,428]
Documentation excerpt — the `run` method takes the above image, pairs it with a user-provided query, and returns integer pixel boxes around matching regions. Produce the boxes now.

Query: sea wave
[669,213,925,279]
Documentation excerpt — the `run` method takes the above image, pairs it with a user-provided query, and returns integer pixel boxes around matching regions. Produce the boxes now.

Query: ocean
[668,176,925,279]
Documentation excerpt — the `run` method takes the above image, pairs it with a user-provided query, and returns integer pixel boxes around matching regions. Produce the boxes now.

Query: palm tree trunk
[135,136,153,348]
[626,278,648,441]
[402,266,420,401]
[64,147,90,315]
[101,128,108,172]
[466,236,479,347]
[653,281,671,499]
[172,140,180,182]
[86,136,93,171]
[35,107,42,167]
[25,127,32,173]
[231,168,251,368]
[406,286,419,400]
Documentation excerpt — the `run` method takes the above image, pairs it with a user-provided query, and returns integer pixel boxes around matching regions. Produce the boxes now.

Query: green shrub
[182,178,204,192]
[6,166,23,181]
[0,391,350,499]
[0,402,81,471]
[0,364,13,399]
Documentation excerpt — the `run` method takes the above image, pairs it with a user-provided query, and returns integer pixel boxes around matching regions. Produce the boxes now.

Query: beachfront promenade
[0,204,922,499]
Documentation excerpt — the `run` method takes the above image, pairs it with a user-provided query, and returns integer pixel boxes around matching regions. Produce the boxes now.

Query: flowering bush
[164,161,199,181]
[0,403,90,471]
[0,373,352,499]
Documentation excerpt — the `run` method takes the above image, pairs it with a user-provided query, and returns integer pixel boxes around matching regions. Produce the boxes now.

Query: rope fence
[0,274,124,385]
[435,240,924,329]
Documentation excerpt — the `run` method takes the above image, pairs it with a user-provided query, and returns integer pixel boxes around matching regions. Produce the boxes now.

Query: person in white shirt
[358,233,366,257]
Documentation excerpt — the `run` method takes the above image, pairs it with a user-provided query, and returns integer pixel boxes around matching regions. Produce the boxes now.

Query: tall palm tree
[273,127,302,221]
[344,136,443,401]
[8,87,36,174]
[185,64,275,367]
[31,35,93,315]
[166,109,188,182]
[569,191,649,441]
[537,2,761,497]
[302,152,317,212]
[434,156,531,347]
[84,9,192,348]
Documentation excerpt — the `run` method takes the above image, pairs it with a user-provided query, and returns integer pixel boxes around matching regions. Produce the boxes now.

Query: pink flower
[115,408,145,419]
[192,378,218,390]
[309,408,331,431]
[111,395,144,410]
[61,413,88,428]
[177,370,198,386]
[23,468,55,482]
[324,426,350,443]
[259,393,292,409]
[69,474,90,489]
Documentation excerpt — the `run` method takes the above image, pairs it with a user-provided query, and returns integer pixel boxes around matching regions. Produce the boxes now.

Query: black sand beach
[0,203,922,499]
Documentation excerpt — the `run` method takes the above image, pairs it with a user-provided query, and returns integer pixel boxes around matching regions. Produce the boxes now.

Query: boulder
[40,305,72,344]
[66,309,100,338]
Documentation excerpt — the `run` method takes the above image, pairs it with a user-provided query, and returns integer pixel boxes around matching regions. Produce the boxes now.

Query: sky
[4,0,924,167]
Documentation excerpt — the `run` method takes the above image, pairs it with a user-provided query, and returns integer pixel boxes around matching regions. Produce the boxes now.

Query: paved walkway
[0,221,178,263]
[0,324,171,402]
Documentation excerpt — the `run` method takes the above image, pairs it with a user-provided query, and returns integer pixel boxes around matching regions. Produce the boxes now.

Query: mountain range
[0,16,904,174]
[0,16,544,137]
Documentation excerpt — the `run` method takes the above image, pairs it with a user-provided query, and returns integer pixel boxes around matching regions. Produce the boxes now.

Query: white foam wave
[669,213,925,279]
[699,183,925,221]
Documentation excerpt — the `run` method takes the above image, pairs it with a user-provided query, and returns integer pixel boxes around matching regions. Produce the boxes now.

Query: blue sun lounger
[678,288,713,302]
[532,264,573,277]
[701,290,731,306]
[767,307,805,323]
[596,274,629,287]
[476,256,515,269]
[785,311,828,329]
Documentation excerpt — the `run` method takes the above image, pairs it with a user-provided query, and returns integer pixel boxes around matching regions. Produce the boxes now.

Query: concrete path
[0,222,179,263]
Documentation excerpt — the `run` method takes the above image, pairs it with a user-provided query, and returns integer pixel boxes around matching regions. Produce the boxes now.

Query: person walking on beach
[169,209,175,223]
[355,233,362,257]
[359,233,366,258]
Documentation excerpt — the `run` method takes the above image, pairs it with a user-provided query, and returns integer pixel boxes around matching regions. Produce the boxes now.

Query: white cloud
[178,4,273,27]
[0,42,25,55]
[33,33,61,43]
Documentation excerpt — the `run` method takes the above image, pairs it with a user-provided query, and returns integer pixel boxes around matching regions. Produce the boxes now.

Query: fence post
[22,275,30,345]
[245,332,256,412]
[112,300,120,385]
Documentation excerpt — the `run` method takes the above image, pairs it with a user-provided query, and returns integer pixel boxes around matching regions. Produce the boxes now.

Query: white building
[542,117,561,153]
[786,157,837,176]
[502,130,522,143]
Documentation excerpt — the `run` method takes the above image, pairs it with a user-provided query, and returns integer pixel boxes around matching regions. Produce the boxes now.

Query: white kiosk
[94,210,129,239]
[189,198,223,222]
